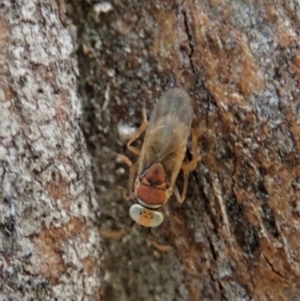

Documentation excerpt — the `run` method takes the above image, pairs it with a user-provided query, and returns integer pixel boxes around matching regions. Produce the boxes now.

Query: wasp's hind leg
[127,108,148,156]
[175,130,201,203]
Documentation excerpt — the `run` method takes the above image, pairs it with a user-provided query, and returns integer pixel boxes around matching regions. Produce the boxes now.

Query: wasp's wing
[141,88,193,166]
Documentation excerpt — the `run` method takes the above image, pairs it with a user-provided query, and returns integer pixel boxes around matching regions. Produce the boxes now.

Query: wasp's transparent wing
[140,88,193,170]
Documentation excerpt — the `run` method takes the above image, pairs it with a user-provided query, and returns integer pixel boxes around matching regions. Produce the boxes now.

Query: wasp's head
[129,204,163,227]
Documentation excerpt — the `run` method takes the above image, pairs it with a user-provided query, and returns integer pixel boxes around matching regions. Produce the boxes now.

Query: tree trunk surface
[1,0,300,300]
[0,1,102,300]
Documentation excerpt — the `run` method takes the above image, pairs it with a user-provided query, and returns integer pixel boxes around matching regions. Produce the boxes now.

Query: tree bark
[69,0,300,300]
[1,0,300,300]
[0,1,101,300]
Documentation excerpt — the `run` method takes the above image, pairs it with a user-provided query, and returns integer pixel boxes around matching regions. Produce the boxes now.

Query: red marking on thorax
[137,163,167,206]
[144,163,166,186]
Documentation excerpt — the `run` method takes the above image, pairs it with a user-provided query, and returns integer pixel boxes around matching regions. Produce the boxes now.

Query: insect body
[125,88,200,228]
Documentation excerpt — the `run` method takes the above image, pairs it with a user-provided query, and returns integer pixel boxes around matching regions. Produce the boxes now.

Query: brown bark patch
[292,55,300,88]
[185,2,264,100]
[32,217,90,284]
[46,176,71,209]
[55,91,71,138]
[81,256,96,276]
[150,6,196,88]
[33,227,66,285]
[66,216,90,243]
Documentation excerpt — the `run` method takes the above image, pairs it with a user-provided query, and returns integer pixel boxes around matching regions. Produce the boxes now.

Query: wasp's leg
[116,154,137,200]
[127,161,137,199]
[101,221,136,240]
[147,238,173,252]
[176,130,201,203]
[100,229,127,240]
[127,108,148,156]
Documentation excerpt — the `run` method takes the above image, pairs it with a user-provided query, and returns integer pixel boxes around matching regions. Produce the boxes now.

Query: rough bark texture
[0,1,102,300]
[68,0,300,300]
[1,0,300,300]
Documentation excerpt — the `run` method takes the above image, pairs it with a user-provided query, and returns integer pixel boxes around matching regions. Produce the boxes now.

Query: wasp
[117,88,201,228]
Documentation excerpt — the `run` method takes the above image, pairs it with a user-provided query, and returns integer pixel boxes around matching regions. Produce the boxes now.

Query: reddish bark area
[70,0,300,300]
